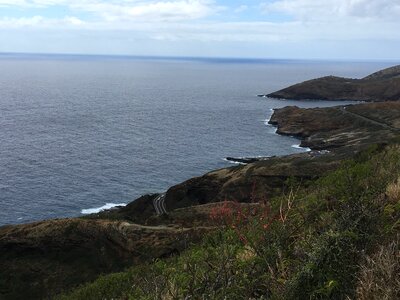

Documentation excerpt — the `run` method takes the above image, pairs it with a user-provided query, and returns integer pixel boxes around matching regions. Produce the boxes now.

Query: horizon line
[0,51,399,64]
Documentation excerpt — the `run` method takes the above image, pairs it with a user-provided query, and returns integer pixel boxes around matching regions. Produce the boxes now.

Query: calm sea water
[0,54,396,225]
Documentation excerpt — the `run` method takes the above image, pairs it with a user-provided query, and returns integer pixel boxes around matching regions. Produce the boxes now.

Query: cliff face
[265,65,400,101]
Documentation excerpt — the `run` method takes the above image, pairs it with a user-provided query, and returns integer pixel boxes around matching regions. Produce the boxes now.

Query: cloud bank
[0,0,399,59]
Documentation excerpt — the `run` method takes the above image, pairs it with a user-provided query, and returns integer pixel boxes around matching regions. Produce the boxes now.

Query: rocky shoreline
[2,65,400,299]
[269,102,400,150]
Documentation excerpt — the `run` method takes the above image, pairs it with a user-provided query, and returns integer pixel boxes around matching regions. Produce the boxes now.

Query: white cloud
[0,0,399,59]
[262,0,400,21]
[0,0,222,22]
[3,16,396,44]
[0,0,68,7]
[0,0,27,6]
[0,16,85,28]
[74,1,221,22]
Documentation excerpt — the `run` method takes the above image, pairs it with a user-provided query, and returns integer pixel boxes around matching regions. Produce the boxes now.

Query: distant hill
[265,65,400,101]
[363,65,400,80]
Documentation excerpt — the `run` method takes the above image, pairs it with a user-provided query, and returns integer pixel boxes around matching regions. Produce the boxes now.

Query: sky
[0,0,399,60]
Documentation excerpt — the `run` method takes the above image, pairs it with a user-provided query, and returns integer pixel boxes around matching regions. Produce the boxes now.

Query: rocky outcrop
[269,102,400,150]
[265,65,400,101]
[84,194,158,224]
[225,157,261,164]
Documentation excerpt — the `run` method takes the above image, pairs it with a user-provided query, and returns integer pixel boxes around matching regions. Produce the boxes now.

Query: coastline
[5,100,398,298]
[2,64,400,299]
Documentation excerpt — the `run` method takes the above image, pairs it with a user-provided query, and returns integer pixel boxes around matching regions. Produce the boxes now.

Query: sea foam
[291,144,312,152]
[81,203,127,214]
[223,158,246,165]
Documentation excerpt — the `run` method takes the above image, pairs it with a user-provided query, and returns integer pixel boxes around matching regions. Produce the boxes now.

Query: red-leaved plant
[208,181,298,247]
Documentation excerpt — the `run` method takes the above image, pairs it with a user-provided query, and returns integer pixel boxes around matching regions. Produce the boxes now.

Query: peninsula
[264,65,400,101]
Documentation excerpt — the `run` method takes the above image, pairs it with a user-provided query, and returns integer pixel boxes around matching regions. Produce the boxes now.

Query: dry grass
[355,237,400,300]
[236,245,257,262]
[386,177,400,203]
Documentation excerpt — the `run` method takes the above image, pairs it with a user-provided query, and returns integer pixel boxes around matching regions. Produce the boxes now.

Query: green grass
[59,145,400,300]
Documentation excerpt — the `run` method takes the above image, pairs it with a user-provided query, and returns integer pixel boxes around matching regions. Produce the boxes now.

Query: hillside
[265,65,400,101]
[59,144,400,300]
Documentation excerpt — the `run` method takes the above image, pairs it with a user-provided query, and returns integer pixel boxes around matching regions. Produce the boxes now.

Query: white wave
[81,203,127,214]
[223,155,272,165]
[264,112,275,126]
[267,127,278,134]
[291,144,312,152]
[222,158,246,165]
[265,121,278,134]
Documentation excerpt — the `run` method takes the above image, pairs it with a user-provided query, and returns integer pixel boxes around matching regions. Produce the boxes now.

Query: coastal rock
[225,157,261,164]
[84,194,159,224]
[269,102,400,150]
[265,65,400,101]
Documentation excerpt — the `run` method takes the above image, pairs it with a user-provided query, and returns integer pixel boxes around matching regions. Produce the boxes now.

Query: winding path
[153,193,167,215]
[339,106,400,132]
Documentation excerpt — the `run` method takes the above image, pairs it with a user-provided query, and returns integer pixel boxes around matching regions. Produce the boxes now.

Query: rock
[269,102,400,150]
[225,157,260,164]
[83,194,158,224]
[266,65,400,101]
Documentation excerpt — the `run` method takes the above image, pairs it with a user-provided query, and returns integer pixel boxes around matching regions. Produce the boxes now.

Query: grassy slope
[59,145,400,300]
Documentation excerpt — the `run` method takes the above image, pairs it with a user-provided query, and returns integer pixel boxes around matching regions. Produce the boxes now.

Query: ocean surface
[0,54,396,225]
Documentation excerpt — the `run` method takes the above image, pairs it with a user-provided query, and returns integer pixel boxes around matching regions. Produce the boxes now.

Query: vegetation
[59,145,400,300]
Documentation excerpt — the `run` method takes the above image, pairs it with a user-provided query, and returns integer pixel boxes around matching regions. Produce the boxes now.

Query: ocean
[0,54,395,225]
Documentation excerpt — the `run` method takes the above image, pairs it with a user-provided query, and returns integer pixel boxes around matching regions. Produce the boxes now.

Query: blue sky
[0,0,399,60]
